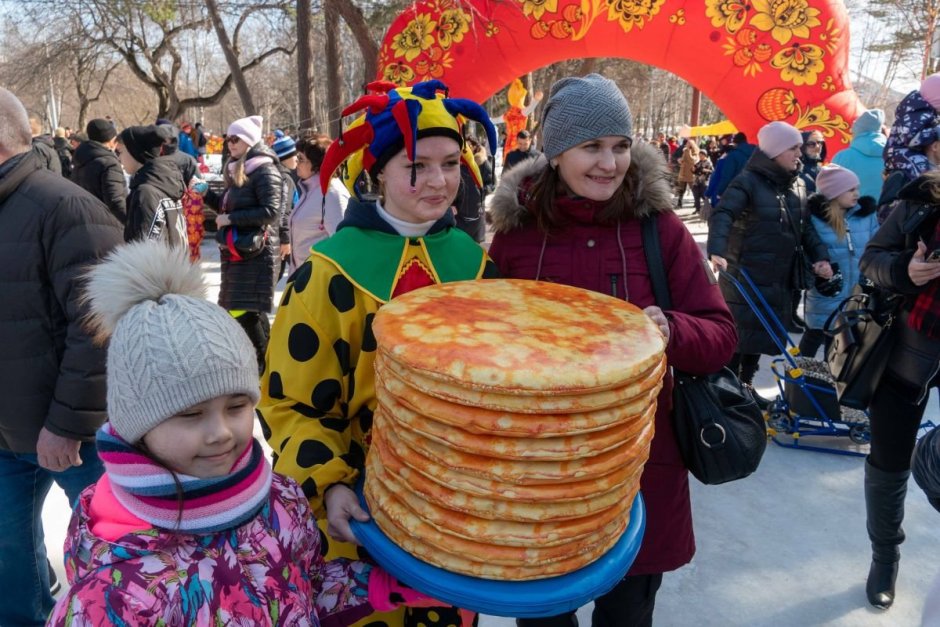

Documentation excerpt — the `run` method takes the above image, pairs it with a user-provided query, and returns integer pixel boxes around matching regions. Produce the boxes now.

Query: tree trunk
[204,0,257,115]
[331,0,378,83]
[324,0,343,137]
[297,0,315,130]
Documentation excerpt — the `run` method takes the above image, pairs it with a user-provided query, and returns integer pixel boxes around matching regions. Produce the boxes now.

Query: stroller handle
[717,267,799,366]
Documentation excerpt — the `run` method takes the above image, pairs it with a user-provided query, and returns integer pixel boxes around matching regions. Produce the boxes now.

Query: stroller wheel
[768,410,793,433]
[849,424,871,445]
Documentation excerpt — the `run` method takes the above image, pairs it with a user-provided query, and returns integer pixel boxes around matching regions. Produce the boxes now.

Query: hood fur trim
[489,141,674,233]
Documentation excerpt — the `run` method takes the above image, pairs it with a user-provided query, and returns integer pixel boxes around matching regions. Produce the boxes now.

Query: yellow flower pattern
[391,14,437,62]
[749,0,821,45]
[521,0,558,20]
[438,8,470,49]
[770,43,825,86]
[605,0,665,31]
[706,0,751,34]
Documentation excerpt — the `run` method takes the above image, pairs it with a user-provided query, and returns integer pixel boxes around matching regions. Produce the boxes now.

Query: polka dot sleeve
[259,258,381,517]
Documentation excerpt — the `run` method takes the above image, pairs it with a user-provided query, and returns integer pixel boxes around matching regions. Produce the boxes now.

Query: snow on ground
[40,204,940,626]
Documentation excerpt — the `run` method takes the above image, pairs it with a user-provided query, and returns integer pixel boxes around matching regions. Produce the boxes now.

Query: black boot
[864,458,909,610]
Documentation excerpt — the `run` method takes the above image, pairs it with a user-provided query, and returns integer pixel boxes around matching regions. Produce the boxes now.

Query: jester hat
[320,80,498,200]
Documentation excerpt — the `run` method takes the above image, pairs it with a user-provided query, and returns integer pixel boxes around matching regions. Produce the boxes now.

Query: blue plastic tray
[351,487,645,618]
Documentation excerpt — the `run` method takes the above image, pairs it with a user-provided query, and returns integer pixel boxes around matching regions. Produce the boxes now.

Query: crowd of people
[3,66,940,627]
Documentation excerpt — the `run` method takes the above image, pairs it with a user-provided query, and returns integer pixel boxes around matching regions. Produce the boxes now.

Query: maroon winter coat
[488,143,737,575]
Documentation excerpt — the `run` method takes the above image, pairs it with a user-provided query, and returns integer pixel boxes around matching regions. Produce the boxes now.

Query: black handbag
[823,287,901,410]
[642,217,767,485]
[216,224,268,261]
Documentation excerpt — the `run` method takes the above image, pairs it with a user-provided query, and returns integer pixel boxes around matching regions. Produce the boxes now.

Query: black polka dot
[356,545,372,561]
[280,437,291,452]
[267,371,285,399]
[301,477,318,498]
[358,407,374,434]
[317,526,329,556]
[296,440,335,468]
[280,284,292,307]
[288,323,320,362]
[271,452,279,467]
[293,261,313,293]
[362,313,377,352]
[328,274,355,312]
[333,339,351,375]
[363,620,391,627]
[347,367,356,400]
[312,379,342,412]
[341,441,365,471]
[292,402,325,419]
[255,410,272,440]
[319,417,348,433]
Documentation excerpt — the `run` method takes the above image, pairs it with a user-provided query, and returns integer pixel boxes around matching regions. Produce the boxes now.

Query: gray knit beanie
[540,74,633,162]
[84,241,260,444]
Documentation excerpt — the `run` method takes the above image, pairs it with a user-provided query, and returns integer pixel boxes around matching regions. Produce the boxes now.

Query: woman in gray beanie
[489,73,738,627]
[706,120,833,404]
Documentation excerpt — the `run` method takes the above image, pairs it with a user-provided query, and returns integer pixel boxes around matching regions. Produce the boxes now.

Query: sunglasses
[226,136,241,145]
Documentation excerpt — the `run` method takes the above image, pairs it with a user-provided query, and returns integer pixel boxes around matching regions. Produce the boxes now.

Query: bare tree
[297,0,316,130]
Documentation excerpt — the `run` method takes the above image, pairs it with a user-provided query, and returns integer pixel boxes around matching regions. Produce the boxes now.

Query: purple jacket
[47,473,372,626]
[488,143,737,575]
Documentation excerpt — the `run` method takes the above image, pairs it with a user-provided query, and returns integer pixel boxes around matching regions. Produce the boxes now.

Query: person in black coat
[798,129,827,193]
[0,87,122,626]
[71,119,127,224]
[53,131,73,178]
[707,121,831,398]
[29,117,61,175]
[203,115,282,372]
[117,125,187,247]
[858,169,940,610]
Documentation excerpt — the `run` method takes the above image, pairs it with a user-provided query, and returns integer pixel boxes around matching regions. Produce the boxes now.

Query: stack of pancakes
[365,279,666,580]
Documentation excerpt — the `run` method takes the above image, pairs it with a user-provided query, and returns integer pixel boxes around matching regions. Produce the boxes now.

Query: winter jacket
[288,176,350,271]
[803,195,880,329]
[259,199,497,517]
[488,144,738,575]
[454,165,485,242]
[831,131,887,201]
[178,130,199,158]
[676,144,696,184]
[32,135,61,175]
[125,156,187,247]
[884,90,939,182]
[798,131,828,193]
[53,136,73,178]
[503,147,538,171]
[70,140,128,224]
[278,162,297,245]
[860,175,940,403]
[47,472,373,626]
[205,143,283,312]
[163,144,200,186]
[706,141,756,203]
[707,148,829,354]
[0,150,122,453]
[693,157,713,188]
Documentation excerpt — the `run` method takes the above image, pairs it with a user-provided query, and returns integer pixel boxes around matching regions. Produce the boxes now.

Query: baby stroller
[721,268,873,457]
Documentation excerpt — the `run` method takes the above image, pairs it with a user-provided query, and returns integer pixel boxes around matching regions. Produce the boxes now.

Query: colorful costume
[258,79,497,627]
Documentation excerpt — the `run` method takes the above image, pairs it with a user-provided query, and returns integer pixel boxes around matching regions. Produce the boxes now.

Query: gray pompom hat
[84,241,260,444]
[540,74,633,162]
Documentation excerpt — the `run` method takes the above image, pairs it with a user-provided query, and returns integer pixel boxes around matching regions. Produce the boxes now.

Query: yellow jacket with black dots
[258,201,498,517]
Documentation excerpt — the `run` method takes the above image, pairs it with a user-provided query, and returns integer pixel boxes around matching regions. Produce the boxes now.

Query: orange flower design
[382,62,416,85]
[722,28,773,77]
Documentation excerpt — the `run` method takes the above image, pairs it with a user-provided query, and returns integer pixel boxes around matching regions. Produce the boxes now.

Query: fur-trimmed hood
[488,141,674,233]
[807,193,877,220]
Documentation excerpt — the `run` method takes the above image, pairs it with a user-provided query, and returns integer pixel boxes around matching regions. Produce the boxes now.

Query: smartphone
[928,249,940,262]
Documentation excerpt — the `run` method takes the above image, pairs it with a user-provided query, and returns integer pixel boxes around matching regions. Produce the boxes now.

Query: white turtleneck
[375,202,437,237]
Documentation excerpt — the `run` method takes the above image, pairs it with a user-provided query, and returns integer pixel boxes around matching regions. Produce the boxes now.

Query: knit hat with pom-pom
[83,241,259,443]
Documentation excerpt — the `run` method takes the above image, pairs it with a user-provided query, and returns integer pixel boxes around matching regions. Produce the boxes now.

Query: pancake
[372,279,665,394]
[369,503,623,580]
[376,352,667,414]
[364,469,628,564]
[378,388,649,460]
[378,405,656,485]
[376,365,661,437]
[367,444,635,546]
[373,426,643,502]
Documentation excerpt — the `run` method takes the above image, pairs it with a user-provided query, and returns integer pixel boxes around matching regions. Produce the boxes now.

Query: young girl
[258,80,497,627]
[47,241,436,626]
[799,165,880,358]
[488,73,737,627]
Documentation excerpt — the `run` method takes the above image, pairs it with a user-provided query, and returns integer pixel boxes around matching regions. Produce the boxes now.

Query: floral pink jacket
[47,473,372,626]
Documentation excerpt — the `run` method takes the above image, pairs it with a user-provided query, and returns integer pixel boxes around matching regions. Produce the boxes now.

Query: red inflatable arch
[376,0,866,154]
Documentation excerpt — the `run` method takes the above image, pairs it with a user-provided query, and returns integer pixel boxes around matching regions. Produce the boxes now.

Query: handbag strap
[641,216,673,311]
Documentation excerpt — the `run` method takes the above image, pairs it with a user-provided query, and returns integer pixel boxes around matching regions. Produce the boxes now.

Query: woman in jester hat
[257,79,498,627]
